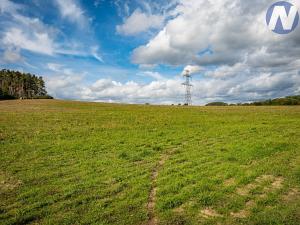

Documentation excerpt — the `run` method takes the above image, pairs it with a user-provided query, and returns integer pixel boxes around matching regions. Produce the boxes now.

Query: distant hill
[206,96,300,106]
[0,69,53,100]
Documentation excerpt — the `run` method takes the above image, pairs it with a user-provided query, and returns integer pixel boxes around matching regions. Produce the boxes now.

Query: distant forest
[206,95,300,106]
[0,69,53,100]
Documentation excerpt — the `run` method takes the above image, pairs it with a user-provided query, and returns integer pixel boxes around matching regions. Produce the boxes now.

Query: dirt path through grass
[147,148,178,225]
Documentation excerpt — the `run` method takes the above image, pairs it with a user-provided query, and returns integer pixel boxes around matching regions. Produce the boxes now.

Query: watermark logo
[266,1,299,34]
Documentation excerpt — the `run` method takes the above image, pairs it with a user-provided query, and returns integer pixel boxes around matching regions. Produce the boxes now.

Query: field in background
[0,100,300,225]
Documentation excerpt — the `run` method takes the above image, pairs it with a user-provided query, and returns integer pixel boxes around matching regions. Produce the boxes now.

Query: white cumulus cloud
[3,28,55,55]
[132,0,300,69]
[117,9,165,36]
[55,0,88,28]
[182,65,203,75]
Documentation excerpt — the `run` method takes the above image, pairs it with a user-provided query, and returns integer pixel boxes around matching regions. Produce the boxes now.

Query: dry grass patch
[173,206,184,214]
[0,171,22,191]
[263,176,284,193]
[283,188,300,202]
[230,209,249,218]
[236,183,256,196]
[231,175,286,219]
[229,200,255,219]
[271,177,284,189]
[200,208,223,218]
[245,200,255,207]
[255,175,274,182]
[237,175,284,197]
[224,178,236,187]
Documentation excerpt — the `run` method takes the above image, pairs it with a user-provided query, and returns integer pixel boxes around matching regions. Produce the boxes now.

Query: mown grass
[0,100,299,225]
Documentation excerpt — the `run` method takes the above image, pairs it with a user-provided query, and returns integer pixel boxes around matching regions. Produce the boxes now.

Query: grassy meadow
[0,100,300,225]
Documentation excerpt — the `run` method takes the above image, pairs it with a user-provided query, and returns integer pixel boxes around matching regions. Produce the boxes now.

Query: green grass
[0,100,300,225]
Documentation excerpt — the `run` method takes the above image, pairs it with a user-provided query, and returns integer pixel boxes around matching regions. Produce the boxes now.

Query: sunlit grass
[0,100,299,224]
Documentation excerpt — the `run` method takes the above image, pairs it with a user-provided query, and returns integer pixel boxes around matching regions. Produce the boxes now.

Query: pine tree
[0,69,53,100]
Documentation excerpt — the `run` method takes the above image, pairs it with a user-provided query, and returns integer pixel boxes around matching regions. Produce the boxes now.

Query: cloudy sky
[0,0,300,105]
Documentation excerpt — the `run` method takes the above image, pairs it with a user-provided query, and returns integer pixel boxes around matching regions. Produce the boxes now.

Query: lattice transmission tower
[182,69,192,105]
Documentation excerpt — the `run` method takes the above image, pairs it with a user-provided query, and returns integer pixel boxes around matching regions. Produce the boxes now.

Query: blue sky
[0,0,168,80]
[0,0,300,104]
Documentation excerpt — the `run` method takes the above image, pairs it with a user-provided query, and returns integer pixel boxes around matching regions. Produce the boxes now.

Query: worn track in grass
[147,148,178,225]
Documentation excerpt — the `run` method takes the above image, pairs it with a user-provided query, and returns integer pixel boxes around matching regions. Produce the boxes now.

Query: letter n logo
[266,1,299,34]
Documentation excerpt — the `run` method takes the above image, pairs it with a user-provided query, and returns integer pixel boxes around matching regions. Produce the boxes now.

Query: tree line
[206,95,300,106]
[0,69,53,100]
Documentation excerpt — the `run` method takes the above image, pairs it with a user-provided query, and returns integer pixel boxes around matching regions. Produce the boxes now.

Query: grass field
[0,100,300,225]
